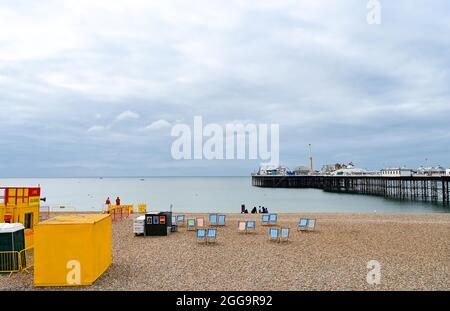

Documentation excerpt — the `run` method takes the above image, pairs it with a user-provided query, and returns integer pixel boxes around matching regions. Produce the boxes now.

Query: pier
[252,175,450,206]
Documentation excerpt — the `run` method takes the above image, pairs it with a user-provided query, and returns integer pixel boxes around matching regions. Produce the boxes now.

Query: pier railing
[252,175,450,206]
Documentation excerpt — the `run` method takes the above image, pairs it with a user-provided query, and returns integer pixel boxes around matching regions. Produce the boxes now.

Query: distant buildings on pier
[255,162,450,177]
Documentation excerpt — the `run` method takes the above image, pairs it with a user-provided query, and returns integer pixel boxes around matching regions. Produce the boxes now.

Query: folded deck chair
[196,217,205,229]
[280,227,290,242]
[307,219,316,231]
[238,221,247,234]
[197,228,207,243]
[207,228,217,244]
[297,218,308,231]
[269,214,278,225]
[176,215,186,227]
[269,227,279,242]
[217,215,226,226]
[209,213,218,226]
[187,218,196,231]
[246,220,256,233]
[261,215,270,226]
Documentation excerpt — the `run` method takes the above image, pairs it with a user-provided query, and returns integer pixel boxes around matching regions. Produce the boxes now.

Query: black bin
[144,212,172,236]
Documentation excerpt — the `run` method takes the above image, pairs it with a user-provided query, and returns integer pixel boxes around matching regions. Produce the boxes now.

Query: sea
[1,177,449,213]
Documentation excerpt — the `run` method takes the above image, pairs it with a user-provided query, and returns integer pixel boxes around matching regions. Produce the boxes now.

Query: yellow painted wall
[34,214,112,287]
[0,188,40,231]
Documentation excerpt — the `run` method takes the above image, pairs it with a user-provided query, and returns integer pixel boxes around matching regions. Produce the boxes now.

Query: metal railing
[0,251,22,276]
[20,247,34,273]
[0,247,34,276]
[51,205,77,212]
[107,205,133,221]
[39,205,51,221]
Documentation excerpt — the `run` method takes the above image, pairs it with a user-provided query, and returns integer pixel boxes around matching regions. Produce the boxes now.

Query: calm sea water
[1,177,449,213]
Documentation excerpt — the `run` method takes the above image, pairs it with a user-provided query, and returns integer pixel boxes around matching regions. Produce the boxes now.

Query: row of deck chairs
[196,228,217,244]
[297,218,316,231]
[238,220,256,234]
[209,214,226,226]
[172,214,226,230]
[173,214,317,244]
[268,227,290,243]
[261,214,278,226]
[268,218,316,243]
[171,214,222,245]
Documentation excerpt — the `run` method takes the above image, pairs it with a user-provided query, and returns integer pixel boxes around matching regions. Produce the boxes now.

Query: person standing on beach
[116,197,121,206]
[241,204,245,214]
[105,197,111,205]
[251,206,257,214]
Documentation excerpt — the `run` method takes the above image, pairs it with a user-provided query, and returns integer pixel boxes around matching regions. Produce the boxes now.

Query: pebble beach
[1,212,449,291]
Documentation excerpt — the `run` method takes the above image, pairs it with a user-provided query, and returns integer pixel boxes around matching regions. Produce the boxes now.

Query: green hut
[0,223,26,272]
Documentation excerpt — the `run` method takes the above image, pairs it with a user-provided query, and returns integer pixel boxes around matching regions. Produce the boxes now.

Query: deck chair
[246,220,256,233]
[280,227,290,242]
[196,217,205,229]
[217,215,226,226]
[171,216,176,224]
[176,215,186,227]
[207,228,217,244]
[209,213,218,226]
[238,221,247,234]
[269,227,279,242]
[187,218,196,231]
[269,214,278,225]
[307,219,316,231]
[261,214,270,226]
[197,228,207,243]
[297,218,308,231]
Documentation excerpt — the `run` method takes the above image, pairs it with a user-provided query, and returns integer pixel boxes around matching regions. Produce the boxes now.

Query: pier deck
[252,175,450,206]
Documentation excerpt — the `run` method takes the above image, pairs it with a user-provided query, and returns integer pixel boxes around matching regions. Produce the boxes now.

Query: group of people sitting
[240,204,269,214]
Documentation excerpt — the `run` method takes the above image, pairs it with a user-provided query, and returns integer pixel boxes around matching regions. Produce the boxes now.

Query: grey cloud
[0,0,449,176]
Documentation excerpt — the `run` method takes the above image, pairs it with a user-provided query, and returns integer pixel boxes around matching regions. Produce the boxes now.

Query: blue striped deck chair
[307,219,316,231]
[246,220,256,233]
[209,213,218,226]
[269,214,278,225]
[197,228,207,243]
[261,214,270,226]
[187,218,196,231]
[297,218,308,231]
[280,227,290,242]
[269,227,279,242]
[176,215,186,227]
[207,228,217,244]
[238,221,247,234]
[217,215,226,226]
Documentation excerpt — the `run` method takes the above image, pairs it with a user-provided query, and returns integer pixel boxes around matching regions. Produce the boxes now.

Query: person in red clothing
[116,197,121,205]
[105,197,111,205]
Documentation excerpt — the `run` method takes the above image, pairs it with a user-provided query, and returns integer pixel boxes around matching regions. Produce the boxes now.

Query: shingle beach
[1,213,449,291]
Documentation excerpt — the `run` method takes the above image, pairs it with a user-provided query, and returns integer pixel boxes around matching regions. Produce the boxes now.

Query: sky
[0,0,449,177]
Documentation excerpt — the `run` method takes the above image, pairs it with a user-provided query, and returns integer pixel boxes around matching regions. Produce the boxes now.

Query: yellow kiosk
[34,214,112,286]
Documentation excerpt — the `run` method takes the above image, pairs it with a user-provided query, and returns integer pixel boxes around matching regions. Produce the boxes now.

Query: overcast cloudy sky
[0,0,449,177]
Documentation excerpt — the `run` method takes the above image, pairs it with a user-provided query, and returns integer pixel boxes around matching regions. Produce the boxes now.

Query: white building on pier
[381,167,413,177]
